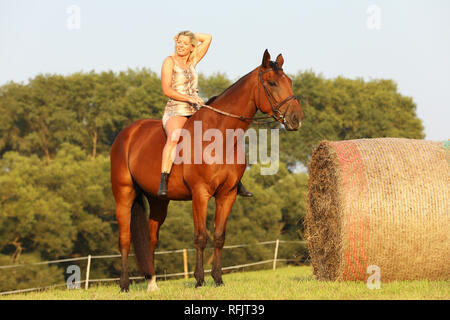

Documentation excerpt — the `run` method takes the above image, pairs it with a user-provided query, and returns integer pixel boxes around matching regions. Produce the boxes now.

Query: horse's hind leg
[146,197,169,292]
[113,185,136,292]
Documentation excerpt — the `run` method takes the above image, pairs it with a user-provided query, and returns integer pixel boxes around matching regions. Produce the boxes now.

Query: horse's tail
[130,194,152,277]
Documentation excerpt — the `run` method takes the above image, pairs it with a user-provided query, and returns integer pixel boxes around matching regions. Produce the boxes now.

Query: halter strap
[196,66,298,126]
[258,67,297,123]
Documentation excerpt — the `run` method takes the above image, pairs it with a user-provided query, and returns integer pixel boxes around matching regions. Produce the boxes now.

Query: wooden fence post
[85,255,91,290]
[183,249,188,279]
[273,239,279,270]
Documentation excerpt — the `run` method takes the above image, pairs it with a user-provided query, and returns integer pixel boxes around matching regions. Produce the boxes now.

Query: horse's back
[114,118,191,200]
[111,118,164,163]
[109,119,161,200]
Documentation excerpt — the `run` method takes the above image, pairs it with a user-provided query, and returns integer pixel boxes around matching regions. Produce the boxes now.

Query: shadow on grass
[291,275,316,282]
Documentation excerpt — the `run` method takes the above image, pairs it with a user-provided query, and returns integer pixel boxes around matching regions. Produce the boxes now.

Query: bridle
[198,66,298,126]
[257,66,298,123]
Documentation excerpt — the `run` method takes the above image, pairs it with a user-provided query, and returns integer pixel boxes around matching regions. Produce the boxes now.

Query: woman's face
[175,35,193,57]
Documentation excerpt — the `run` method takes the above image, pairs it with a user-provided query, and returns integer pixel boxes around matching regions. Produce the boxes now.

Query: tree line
[0,68,424,291]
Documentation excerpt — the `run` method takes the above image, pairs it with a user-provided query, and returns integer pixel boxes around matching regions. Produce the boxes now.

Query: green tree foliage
[0,253,64,292]
[198,72,232,100]
[0,68,425,290]
[0,152,77,259]
[0,144,117,260]
[0,68,165,160]
[279,71,425,166]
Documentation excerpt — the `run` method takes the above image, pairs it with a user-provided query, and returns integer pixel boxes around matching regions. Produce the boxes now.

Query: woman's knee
[165,132,181,146]
[164,116,187,145]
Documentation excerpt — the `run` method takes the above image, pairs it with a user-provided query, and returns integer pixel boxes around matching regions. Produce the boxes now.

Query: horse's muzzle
[284,113,301,131]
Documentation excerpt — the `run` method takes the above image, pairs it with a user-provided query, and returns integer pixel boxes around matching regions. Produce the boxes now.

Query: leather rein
[196,66,298,126]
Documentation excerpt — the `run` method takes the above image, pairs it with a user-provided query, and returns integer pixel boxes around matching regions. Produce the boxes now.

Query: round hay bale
[306,138,449,281]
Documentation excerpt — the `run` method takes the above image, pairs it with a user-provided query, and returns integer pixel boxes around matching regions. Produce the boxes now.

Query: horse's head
[256,49,304,131]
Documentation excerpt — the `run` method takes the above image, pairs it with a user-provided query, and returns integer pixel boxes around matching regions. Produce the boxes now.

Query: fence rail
[0,239,306,295]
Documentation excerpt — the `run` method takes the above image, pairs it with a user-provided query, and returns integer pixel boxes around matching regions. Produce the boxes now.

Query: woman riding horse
[110,46,303,291]
[157,30,253,198]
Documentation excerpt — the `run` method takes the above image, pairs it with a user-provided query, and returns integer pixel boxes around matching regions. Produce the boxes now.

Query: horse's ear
[261,49,271,68]
[276,54,284,68]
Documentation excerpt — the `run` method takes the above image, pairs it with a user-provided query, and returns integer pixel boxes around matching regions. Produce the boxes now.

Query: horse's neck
[200,69,258,132]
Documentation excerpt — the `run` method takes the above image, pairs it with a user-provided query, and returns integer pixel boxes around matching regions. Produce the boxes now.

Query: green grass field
[1,266,449,300]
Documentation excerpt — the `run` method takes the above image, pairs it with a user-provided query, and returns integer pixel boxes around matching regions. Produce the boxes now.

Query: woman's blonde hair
[174,30,198,63]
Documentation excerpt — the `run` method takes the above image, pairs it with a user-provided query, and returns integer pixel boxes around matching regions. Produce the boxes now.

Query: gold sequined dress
[162,56,202,128]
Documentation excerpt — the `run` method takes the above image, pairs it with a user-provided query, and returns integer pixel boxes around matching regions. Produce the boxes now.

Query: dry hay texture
[306,138,449,281]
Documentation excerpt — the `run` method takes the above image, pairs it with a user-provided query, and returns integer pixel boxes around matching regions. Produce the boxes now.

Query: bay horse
[110,49,303,292]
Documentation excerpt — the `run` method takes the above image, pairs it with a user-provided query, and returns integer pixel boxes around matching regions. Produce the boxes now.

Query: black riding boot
[157,172,169,197]
[237,181,253,197]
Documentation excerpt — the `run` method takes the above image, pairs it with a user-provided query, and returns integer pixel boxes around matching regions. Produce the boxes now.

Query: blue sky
[1,0,449,140]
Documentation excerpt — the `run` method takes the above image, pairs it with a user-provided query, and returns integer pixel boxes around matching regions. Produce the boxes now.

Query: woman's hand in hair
[193,33,212,66]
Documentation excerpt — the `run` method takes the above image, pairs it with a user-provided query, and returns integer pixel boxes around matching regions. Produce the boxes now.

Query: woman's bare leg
[161,116,189,173]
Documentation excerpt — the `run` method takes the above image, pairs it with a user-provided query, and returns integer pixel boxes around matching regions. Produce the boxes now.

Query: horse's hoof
[147,278,159,292]
[195,281,205,288]
[147,285,159,292]
[120,287,129,293]
[215,281,224,287]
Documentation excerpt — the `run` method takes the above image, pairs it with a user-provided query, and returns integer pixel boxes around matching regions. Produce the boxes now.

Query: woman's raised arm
[194,33,212,66]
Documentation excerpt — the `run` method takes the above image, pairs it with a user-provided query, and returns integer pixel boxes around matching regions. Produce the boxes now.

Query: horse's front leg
[211,190,237,286]
[192,187,211,288]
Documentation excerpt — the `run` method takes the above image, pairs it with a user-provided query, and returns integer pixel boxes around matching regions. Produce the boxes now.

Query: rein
[196,66,298,126]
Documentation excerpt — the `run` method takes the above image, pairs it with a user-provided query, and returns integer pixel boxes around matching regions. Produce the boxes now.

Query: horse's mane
[204,61,280,106]
[269,60,281,71]
[204,68,256,106]
[205,95,218,105]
